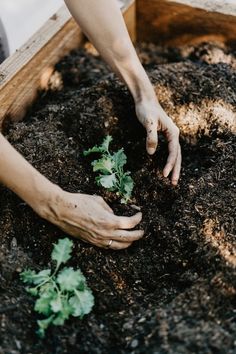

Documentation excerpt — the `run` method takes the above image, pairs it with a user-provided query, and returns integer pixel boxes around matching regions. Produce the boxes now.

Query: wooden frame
[0,0,235,128]
[137,0,236,46]
[0,0,135,127]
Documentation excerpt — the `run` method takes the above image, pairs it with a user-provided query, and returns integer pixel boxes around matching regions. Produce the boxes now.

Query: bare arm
[65,0,181,184]
[0,133,143,249]
[0,133,59,216]
[65,0,152,103]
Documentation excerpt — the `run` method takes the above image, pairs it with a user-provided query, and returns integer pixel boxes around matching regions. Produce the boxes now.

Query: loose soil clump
[0,42,235,354]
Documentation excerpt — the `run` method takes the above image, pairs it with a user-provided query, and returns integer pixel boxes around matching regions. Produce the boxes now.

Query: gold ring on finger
[107,239,113,249]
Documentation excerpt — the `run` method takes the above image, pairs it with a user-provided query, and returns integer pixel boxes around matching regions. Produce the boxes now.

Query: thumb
[146,123,158,155]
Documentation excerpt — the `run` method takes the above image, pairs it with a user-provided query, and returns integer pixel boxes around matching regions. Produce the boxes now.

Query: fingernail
[148,148,155,155]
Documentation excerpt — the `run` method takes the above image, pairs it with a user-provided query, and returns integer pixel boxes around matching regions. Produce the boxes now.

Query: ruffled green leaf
[112,148,127,170]
[57,267,86,291]
[84,135,113,156]
[92,157,114,174]
[51,238,73,269]
[96,173,117,189]
[20,269,37,284]
[35,288,57,316]
[20,269,51,285]
[69,288,94,318]
[37,315,55,338]
[52,300,74,326]
[120,173,134,203]
[26,287,39,296]
[50,295,63,313]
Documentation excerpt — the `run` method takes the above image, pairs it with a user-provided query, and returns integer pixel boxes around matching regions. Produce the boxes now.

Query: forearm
[0,133,60,217]
[64,0,156,103]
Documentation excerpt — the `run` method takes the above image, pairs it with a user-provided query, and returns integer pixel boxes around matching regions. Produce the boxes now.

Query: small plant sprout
[84,135,134,203]
[20,238,94,338]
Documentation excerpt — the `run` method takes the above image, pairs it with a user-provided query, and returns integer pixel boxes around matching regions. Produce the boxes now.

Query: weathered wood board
[137,0,236,47]
[0,0,135,127]
[1,0,235,128]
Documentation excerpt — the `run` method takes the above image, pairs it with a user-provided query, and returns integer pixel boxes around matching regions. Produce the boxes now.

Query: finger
[114,212,142,230]
[110,229,144,242]
[101,200,114,214]
[163,131,179,178]
[95,195,114,214]
[171,145,182,186]
[92,238,132,250]
[146,121,158,155]
[109,241,133,250]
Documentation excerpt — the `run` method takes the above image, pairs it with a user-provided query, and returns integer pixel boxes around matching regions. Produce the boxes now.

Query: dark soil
[0,42,235,354]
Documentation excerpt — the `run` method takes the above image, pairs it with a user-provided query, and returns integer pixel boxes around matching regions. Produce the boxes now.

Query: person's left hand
[135,98,181,186]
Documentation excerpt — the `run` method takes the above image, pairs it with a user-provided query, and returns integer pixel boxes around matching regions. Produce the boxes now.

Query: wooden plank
[0,1,136,127]
[0,6,83,126]
[137,0,236,47]
[122,0,136,42]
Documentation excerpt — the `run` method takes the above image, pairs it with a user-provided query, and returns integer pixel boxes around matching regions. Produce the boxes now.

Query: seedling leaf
[69,288,94,317]
[113,149,127,170]
[37,315,55,338]
[101,135,113,152]
[52,300,74,326]
[20,269,37,284]
[84,136,134,203]
[34,288,57,315]
[84,135,113,156]
[26,287,39,296]
[51,238,73,269]
[21,238,94,337]
[50,295,63,313]
[96,174,117,189]
[57,267,86,291]
[92,157,114,174]
[20,269,51,285]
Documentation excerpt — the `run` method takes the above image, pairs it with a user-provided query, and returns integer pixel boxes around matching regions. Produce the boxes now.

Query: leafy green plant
[20,238,94,338]
[84,135,134,203]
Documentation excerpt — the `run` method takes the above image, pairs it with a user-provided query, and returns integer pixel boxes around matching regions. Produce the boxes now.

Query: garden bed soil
[0,41,236,354]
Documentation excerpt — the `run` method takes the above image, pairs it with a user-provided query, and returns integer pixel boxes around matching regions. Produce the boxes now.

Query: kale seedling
[84,135,134,203]
[20,238,94,338]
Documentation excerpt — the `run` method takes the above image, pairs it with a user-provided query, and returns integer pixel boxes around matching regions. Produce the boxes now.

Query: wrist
[29,177,63,222]
[115,55,156,104]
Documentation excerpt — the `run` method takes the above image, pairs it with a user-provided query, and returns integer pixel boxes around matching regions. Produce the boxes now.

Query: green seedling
[20,238,94,338]
[84,135,134,203]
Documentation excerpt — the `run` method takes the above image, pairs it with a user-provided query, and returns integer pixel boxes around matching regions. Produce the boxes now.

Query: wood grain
[122,0,136,42]
[0,0,136,127]
[137,0,236,47]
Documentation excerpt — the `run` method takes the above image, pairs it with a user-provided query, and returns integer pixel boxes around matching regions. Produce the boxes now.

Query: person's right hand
[44,191,144,250]
[135,97,181,186]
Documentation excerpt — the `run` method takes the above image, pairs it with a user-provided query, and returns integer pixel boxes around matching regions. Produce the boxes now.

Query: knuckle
[120,235,127,242]
[116,243,131,250]
[117,219,125,229]
[112,217,122,229]
[94,195,103,202]
[90,232,99,240]
[174,126,180,136]
[147,140,156,149]
[134,212,142,222]
[116,217,128,229]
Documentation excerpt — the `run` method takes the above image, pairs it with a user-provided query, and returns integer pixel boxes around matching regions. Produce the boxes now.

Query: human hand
[135,98,181,185]
[45,191,144,250]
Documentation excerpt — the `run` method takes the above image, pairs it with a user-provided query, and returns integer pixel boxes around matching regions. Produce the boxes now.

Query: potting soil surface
[0,42,236,354]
